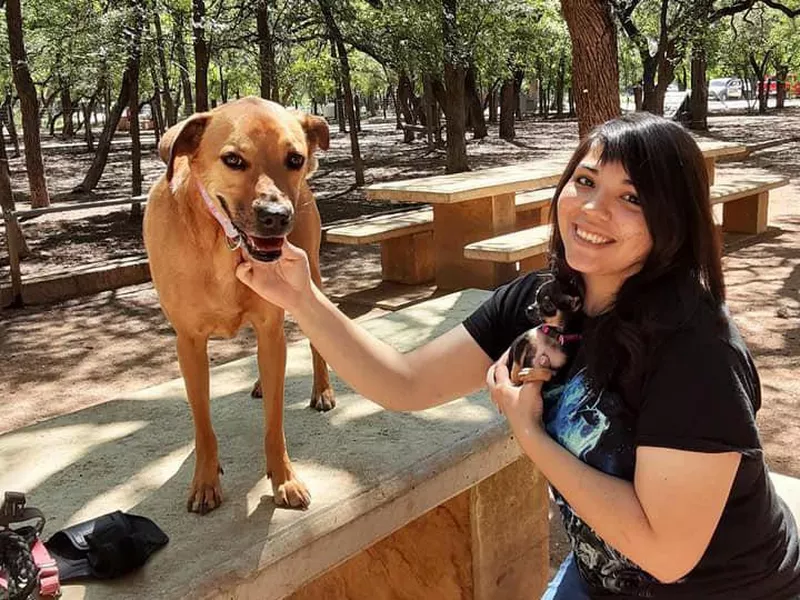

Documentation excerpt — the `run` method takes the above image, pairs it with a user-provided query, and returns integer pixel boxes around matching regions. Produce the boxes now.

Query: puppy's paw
[251,379,262,399]
[310,387,336,412]
[273,476,311,510]
[187,463,224,515]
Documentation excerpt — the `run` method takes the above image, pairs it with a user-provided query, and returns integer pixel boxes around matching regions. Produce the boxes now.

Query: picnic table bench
[359,139,745,291]
[0,289,550,600]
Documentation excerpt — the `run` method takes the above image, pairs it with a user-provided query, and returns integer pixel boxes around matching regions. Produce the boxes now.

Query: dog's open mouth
[241,233,285,262]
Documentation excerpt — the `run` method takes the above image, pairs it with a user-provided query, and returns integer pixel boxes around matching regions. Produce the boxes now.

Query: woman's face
[557,144,653,282]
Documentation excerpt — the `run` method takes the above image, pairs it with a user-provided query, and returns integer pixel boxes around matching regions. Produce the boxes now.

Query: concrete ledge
[1,255,150,307]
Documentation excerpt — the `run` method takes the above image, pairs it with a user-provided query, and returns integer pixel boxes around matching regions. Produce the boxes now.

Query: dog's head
[159,97,329,262]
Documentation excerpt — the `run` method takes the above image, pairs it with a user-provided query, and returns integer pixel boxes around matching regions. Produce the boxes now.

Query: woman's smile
[573,224,615,246]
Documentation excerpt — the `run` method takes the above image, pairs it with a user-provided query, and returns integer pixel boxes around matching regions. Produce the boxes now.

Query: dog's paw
[251,379,262,399]
[273,477,311,510]
[187,464,224,515]
[310,387,336,412]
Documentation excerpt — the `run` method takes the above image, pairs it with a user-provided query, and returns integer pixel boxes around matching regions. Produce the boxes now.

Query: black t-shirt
[463,271,800,600]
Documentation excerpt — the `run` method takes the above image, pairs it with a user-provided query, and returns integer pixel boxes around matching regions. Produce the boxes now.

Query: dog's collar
[194,178,242,251]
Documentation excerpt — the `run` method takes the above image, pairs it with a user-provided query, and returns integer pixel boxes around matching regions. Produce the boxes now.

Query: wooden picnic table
[365,139,746,291]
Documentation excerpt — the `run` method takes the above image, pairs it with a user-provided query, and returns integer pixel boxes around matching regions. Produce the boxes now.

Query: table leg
[433,193,517,291]
[722,191,769,234]
[704,157,716,185]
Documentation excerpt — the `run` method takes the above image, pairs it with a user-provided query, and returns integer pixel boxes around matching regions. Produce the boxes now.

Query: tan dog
[143,97,335,514]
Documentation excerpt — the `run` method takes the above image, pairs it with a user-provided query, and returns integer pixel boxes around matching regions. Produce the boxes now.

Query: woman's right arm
[237,243,493,411]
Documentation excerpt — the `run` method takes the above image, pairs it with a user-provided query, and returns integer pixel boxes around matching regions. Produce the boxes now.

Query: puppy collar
[194,178,242,250]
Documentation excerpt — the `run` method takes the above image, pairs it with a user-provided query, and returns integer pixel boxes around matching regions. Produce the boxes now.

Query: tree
[4,0,49,207]
[193,0,210,112]
[561,0,621,137]
[441,0,468,173]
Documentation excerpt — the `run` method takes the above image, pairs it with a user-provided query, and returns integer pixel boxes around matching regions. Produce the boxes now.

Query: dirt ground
[2,110,800,573]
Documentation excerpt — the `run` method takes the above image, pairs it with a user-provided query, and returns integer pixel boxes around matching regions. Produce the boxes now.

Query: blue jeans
[542,553,592,600]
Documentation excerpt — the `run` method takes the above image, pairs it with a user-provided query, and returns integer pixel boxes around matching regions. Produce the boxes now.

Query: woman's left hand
[486,354,546,433]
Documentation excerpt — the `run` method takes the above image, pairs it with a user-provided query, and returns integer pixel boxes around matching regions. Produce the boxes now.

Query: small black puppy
[506,276,582,386]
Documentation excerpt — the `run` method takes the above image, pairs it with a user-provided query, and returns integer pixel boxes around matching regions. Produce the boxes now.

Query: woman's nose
[581,188,612,219]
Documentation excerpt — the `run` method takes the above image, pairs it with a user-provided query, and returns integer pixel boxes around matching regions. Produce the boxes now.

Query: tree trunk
[499,80,516,140]
[688,48,708,131]
[319,1,364,185]
[640,56,659,113]
[561,0,621,138]
[397,74,416,142]
[193,0,210,112]
[257,0,279,102]
[153,11,176,126]
[556,52,566,116]
[488,84,498,123]
[330,40,346,133]
[82,101,95,151]
[3,95,20,157]
[150,65,165,141]
[129,24,143,218]
[465,63,487,139]
[74,2,143,193]
[5,0,49,207]
[0,150,30,260]
[174,11,194,116]
[776,64,788,109]
[750,52,771,115]
[60,79,74,138]
[441,0,468,173]
[513,68,524,120]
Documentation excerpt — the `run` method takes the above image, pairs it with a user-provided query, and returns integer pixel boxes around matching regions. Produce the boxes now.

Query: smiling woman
[235,113,800,600]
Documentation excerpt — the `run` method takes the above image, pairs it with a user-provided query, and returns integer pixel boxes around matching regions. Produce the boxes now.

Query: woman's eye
[286,152,305,170]
[623,194,641,206]
[575,175,594,187]
[221,153,246,170]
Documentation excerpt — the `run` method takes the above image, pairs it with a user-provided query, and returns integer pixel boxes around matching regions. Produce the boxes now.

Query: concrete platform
[0,289,548,599]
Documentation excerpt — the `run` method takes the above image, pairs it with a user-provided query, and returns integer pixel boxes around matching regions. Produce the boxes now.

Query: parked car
[759,74,800,98]
[709,78,743,101]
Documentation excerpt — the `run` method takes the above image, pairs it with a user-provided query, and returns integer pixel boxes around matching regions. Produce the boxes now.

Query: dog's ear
[300,114,330,152]
[159,113,212,181]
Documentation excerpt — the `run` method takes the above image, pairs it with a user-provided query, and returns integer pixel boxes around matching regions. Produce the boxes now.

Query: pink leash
[194,178,242,250]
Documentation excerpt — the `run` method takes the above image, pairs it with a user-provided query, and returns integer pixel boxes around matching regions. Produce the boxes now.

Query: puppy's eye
[221,152,246,170]
[286,152,305,170]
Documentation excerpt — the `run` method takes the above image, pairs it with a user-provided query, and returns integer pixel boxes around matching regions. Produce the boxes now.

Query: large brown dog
[143,97,335,514]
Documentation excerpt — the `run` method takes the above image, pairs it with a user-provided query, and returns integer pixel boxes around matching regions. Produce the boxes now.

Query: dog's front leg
[254,316,311,509]
[176,333,223,514]
[307,250,336,412]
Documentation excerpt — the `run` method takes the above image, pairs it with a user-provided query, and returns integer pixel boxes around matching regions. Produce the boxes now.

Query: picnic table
[0,289,550,600]
[365,139,746,291]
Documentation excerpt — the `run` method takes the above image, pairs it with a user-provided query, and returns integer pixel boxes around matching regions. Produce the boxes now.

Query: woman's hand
[236,241,313,313]
[487,354,546,434]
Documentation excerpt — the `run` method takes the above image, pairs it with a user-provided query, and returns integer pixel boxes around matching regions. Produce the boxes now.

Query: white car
[709,78,743,101]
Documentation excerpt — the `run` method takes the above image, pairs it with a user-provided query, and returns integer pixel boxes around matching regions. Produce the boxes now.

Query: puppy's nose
[253,198,293,232]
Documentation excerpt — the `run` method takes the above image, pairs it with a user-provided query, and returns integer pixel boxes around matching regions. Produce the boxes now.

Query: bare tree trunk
[689,49,708,131]
[193,0,210,112]
[0,151,30,262]
[465,63,487,139]
[330,40,346,133]
[3,94,21,157]
[396,74,415,142]
[150,65,165,141]
[319,1,365,185]
[487,82,498,123]
[153,11,176,126]
[750,52,771,115]
[257,0,279,102]
[561,0,621,138]
[60,79,74,138]
[775,64,788,109]
[514,68,524,120]
[74,2,143,193]
[556,52,566,116]
[5,0,49,207]
[499,79,515,140]
[441,0,468,173]
[174,11,194,116]
[82,101,95,151]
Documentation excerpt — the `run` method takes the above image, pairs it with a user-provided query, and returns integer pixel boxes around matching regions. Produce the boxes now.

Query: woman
[236,113,800,599]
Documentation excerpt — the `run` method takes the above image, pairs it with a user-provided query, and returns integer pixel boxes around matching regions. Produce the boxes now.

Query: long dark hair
[547,113,725,404]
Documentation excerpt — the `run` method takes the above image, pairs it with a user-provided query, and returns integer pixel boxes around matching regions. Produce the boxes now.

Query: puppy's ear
[159,113,212,181]
[300,114,330,152]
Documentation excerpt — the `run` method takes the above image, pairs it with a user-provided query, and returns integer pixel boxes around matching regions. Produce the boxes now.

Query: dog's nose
[253,198,293,232]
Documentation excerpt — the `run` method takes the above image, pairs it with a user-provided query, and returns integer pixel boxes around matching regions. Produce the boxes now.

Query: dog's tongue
[249,235,285,252]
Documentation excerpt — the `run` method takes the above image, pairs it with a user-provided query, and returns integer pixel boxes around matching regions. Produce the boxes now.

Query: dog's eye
[286,152,305,170]
[221,152,246,170]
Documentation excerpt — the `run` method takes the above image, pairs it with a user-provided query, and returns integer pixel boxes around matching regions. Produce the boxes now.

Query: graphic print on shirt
[542,368,673,596]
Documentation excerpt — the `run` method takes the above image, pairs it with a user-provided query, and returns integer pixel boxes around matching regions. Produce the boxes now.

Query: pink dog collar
[195,178,242,250]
